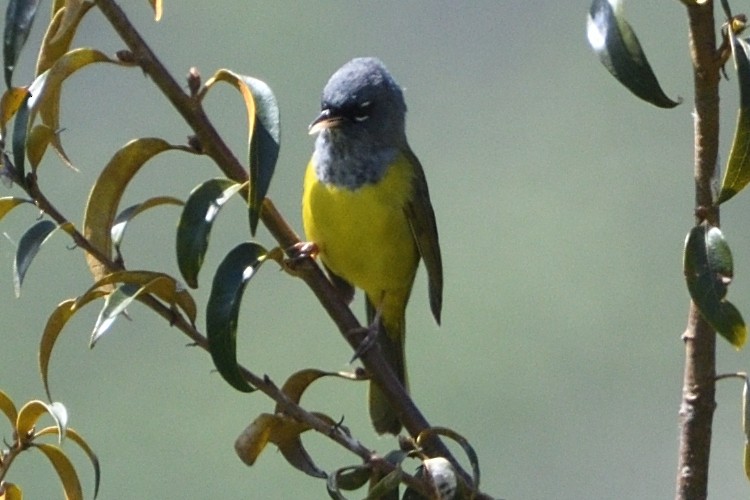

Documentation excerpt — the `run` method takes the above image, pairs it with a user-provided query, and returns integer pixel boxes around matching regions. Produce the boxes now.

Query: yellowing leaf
[0,87,29,135]
[82,138,184,284]
[0,196,30,220]
[0,389,18,425]
[0,482,23,500]
[26,123,57,171]
[148,0,163,21]
[35,1,95,77]
[35,443,83,500]
[40,292,106,400]
[35,426,100,498]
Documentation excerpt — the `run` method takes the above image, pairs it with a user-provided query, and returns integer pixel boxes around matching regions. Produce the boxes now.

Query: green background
[2,1,749,498]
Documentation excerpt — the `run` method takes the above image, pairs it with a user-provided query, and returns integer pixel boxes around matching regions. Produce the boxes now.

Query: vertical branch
[677,2,721,499]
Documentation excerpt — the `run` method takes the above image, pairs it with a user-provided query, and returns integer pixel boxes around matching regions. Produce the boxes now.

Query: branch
[676,2,721,498]
[88,0,485,495]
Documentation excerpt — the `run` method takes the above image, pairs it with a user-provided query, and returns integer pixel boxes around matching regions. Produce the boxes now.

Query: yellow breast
[302,153,420,298]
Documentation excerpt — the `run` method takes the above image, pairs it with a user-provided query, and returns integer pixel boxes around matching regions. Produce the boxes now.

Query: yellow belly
[302,153,419,301]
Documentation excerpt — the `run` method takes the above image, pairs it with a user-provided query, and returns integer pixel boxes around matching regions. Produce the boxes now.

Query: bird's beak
[308,108,343,135]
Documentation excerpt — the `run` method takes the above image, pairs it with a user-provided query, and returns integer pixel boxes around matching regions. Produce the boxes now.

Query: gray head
[310,57,407,148]
[309,58,409,187]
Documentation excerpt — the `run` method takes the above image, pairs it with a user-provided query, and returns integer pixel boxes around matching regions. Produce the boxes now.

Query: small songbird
[302,57,443,434]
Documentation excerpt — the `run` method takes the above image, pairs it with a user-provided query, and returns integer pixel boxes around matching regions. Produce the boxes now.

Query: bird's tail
[366,297,408,435]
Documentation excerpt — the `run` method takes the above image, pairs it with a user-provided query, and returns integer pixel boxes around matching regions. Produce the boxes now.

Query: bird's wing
[402,147,443,324]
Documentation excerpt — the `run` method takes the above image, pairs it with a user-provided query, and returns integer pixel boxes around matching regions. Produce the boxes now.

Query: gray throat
[313,131,397,190]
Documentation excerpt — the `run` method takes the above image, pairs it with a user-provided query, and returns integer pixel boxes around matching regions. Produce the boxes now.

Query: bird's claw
[283,241,319,275]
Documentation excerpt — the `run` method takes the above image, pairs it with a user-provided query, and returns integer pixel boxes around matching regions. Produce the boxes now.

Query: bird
[301,57,443,434]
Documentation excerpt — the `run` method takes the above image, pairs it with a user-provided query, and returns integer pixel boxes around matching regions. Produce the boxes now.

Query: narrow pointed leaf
[587,0,680,108]
[11,89,30,183]
[0,196,31,220]
[234,413,276,466]
[36,426,100,498]
[278,369,362,409]
[148,0,163,21]
[4,0,41,88]
[206,242,267,392]
[40,292,106,400]
[245,76,279,235]
[684,225,747,347]
[202,70,280,235]
[34,443,83,500]
[83,138,184,283]
[0,389,18,425]
[90,270,197,326]
[112,196,183,256]
[13,219,58,297]
[28,48,132,169]
[176,178,244,288]
[89,283,139,347]
[35,1,95,76]
[26,123,56,171]
[719,33,750,204]
[417,427,480,492]
[0,86,29,134]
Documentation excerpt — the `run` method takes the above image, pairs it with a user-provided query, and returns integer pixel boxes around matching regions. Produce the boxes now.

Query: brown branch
[676,2,721,499]
[87,0,484,495]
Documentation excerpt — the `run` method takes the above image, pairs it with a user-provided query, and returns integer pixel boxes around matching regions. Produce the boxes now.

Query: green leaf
[13,219,58,297]
[718,33,750,204]
[202,70,280,236]
[4,0,40,88]
[34,443,83,500]
[206,242,267,392]
[684,225,747,347]
[176,178,245,288]
[112,196,183,258]
[11,88,30,183]
[587,0,680,108]
[245,76,280,236]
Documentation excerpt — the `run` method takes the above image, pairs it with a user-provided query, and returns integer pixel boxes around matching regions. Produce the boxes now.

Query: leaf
[35,426,100,498]
[82,138,185,284]
[91,270,197,326]
[203,70,280,235]
[684,225,747,348]
[327,466,372,493]
[3,0,41,88]
[0,482,22,500]
[245,77,280,235]
[278,369,362,409]
[11,88,30,183]
[745,376,750,482]
[587,0,680,108]
[718,33,750,204]
[13,219,59,297]
[366,468,402,500]
[0,389,18,425]
[206,242,267,392]
[112,196,183,257]
[35,1,95,77]
[40,292,106,400]
[16,400,57,441]
[415,427,480,494]
[26,123,57,171]
[0,86,29,135]
[0,196,30,220]
[34,443,83,500]
[148,0,163,21]
[176,178,245,288]
[234,411,334,478]
[28,48,131,169]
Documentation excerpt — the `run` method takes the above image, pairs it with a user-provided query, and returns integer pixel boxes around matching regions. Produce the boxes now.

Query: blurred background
[2,1,749,498]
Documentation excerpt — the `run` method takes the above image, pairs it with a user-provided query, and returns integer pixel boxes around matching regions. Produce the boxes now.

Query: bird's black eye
[353,101,372,122]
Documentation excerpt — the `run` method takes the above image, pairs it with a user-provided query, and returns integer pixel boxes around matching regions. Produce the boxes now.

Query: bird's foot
[348,308,382,364]
[283,241,319,275]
